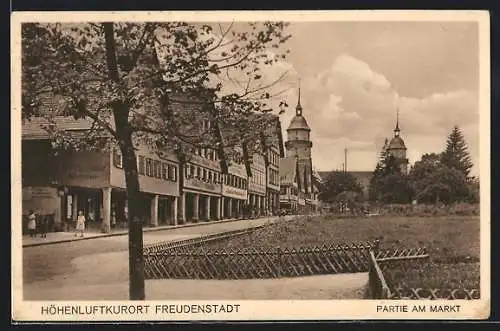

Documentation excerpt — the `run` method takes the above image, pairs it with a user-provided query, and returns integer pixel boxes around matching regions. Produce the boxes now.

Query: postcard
[11,10,490,321]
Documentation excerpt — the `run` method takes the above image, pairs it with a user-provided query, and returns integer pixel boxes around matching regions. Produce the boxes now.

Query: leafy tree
[409,153,442,194]
[441,125,473,178]
[377,173,414,204]
[467,176,480,203]
[21,22,291,300]
[318,171,362,203]
[415,166,471,204]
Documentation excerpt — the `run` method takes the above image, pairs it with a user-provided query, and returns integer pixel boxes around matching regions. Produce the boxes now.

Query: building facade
[21,106,285,233]
[247,152,267,217]
[22,117,180,233]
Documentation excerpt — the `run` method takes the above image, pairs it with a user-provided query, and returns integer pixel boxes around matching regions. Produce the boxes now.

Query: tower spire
[296,78,303,116]
[394,107,400,136]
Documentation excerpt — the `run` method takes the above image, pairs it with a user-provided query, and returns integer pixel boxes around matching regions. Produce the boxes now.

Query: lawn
[202,215,481,290]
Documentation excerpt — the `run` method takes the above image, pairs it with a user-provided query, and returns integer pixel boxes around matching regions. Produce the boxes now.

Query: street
[22,217,275,299]
[21,216,367,300]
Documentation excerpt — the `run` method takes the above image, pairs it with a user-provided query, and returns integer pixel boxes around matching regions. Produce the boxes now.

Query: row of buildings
[21,91,321,233]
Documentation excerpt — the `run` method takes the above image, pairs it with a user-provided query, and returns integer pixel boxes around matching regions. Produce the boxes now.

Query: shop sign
[222,185,247,199]
[185,177,221,193]
[23,187,56,200]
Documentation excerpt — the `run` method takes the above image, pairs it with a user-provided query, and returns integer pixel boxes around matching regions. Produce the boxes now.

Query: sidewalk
[22,216,286,248]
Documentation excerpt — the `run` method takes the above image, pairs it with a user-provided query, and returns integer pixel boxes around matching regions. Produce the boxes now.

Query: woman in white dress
[27,210,37,237]
[75,210,86,237]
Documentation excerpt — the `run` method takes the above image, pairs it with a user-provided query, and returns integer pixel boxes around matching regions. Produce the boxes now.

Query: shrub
[378,203,479,217]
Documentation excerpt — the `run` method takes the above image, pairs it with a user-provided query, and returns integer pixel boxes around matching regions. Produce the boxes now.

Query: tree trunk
[120,132,145,300]
[103,22,145,300]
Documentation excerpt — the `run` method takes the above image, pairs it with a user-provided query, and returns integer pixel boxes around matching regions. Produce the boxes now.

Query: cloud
[277,54,479,175]
[194,31,480,176]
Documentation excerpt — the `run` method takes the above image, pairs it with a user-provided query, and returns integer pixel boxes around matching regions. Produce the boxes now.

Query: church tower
[386,109,409,174]
[285,87,313,193]
[285,87,312,160]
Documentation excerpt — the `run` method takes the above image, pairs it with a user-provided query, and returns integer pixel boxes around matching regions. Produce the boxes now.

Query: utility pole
[344,148,347,173]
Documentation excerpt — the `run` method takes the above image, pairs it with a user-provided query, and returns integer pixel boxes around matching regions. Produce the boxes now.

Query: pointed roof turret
[394,108,401,136]
[388,108,406,150]
[287,80,310,131]
[296,81,303,116]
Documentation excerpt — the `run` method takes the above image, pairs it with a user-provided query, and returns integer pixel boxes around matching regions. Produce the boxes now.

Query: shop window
[138,156,145,175]
[113,149,123,168]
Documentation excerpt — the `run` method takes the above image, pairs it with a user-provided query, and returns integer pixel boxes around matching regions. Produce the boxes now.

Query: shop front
[183,176,222,223]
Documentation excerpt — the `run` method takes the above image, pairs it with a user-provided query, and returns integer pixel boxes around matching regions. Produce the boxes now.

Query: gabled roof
[22,116,95,140]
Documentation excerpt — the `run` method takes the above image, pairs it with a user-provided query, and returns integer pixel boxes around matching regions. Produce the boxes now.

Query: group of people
[26,210,49,238]
[26,210,87,238]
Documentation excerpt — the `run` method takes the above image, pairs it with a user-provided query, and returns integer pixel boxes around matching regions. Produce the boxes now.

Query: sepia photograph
[11,10,490,321]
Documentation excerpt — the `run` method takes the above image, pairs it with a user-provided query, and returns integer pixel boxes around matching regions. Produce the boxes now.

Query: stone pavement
[21,216,280,247]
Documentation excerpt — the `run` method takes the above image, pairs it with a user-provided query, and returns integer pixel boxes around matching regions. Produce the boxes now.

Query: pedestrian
[27,210,37,237]
[75,210,86,238]
[38,214,47,238]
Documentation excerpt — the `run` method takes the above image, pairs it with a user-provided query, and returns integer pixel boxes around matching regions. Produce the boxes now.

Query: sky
[52,20,481,176]
[242,21,480,176]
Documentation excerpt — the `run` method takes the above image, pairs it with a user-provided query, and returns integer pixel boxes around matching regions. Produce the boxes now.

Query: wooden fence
[367,251,391,299]
[144,241,381,279]
[387,287,480,300]
[143,226,265,255]
[367,252,480,300]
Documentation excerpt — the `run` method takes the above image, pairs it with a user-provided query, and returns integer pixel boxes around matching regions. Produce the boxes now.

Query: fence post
[277,247,282,277]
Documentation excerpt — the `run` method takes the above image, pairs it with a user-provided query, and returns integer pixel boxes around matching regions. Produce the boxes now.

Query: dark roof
[287,115,310,131]
[387,135,407,150]
[22,116,96,140]
[318,170,373,186]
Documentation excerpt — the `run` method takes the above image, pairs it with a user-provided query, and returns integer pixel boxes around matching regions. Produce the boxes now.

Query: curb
[22,216,277,248]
